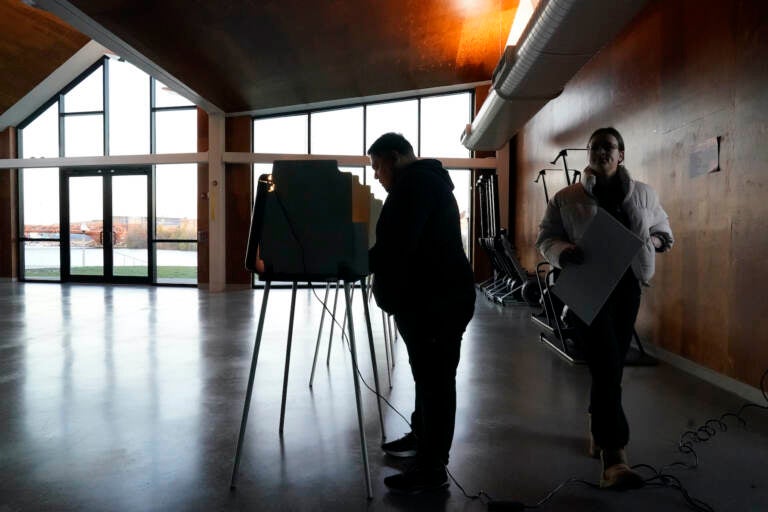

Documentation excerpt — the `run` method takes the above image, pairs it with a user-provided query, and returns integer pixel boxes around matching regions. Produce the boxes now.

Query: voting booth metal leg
[387,315,396,367]
[340,287,354,346]
[326,281,341,366]
[379,310,393,388]
[231,281,375,498]
[360,280,387,442]
[381,310,390,351]
[230,281,272,489]
[329,285,355,365]
[343,281,373,499]
[539,333,583,365]
[279,282,299,435]
[309,281,332,387]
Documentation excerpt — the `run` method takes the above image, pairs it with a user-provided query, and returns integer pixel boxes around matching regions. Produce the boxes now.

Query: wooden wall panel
[224,116,252,286]
[512,0,768,388]
[0,128,17,279]
[727,1,768,388]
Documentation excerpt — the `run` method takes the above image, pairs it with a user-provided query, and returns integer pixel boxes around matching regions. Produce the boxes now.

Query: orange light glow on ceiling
[455,0,518,67]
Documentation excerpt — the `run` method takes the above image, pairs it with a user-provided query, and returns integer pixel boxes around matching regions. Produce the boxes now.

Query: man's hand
[559,246,584,267]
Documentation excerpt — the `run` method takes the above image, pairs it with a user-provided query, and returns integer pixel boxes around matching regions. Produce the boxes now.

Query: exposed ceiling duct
[462,0,650,151]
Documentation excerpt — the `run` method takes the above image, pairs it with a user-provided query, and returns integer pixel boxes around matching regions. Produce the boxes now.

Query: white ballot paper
[552,208,644,325]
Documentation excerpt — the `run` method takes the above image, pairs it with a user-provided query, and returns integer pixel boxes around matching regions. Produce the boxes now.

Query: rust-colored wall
[513,0,768,389]
[225,116,252,285]
[0,128,18,279]
[197,108,209,286]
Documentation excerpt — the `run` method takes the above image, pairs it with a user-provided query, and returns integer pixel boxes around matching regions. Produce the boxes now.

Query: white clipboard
[552,208,643,325]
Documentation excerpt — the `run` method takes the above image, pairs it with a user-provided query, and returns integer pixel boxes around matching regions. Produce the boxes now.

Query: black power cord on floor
[638,367,768,512]
[486,368,768,511]
[667,368,768,472]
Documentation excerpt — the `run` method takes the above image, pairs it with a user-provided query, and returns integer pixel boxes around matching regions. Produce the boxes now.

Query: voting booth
[232,160,384,498]
[245,160,381,280]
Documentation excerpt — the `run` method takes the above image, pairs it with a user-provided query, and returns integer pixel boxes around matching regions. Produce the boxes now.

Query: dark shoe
[588,414,601,459]
[384,464,448,494]
[600,450,644,490]
[382,432,418,458]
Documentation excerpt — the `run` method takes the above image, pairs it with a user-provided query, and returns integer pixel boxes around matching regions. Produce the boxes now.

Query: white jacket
[536,165,673,285]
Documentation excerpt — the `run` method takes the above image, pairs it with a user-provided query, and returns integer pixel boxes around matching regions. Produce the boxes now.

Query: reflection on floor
[0,282,766,511]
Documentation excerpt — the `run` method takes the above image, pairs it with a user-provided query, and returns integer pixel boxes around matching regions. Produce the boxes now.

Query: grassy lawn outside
[24,266,197,279]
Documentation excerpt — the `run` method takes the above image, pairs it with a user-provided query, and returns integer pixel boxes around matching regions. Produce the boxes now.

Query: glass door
[66,174,105,278]
[62,168,152,283]
[111,173,151,280]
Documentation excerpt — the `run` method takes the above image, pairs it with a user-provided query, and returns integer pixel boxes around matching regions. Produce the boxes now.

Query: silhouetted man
[368,132,475,494]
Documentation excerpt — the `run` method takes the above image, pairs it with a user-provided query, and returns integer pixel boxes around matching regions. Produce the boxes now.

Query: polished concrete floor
[0,282,766,512]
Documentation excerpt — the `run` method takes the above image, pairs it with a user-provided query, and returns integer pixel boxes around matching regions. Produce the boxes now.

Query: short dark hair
[588,127,625,151]
[367,132,415,158]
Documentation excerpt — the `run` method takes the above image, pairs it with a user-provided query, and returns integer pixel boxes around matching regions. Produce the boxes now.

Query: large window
[109,59,150,155]
[20,99,63,280]
[253,92,474,259]
[420,94,472,256]
[62,66,104,157]
[21,167,60,280]
[155,164,198,284]
[366,99,419,152]
[311,107,364,155]
[252,114,309,181]
[17,57,198,285]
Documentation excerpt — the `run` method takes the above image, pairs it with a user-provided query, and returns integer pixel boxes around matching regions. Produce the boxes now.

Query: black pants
[574,273,641,451]
[394,309,471,467]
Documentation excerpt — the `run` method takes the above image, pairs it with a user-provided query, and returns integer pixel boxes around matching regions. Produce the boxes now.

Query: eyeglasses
[587,142,619,152]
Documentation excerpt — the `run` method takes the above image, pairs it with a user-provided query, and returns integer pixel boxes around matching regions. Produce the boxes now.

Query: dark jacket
[369,159,475,322]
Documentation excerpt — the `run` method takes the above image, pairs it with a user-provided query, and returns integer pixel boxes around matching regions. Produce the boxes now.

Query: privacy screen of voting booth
[245,160,382,281]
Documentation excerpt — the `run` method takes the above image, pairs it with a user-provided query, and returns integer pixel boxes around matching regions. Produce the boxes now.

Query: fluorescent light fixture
[506,0,539,46]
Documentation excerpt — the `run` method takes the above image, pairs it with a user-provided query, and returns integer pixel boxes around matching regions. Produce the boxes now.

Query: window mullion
[104,59,110,156]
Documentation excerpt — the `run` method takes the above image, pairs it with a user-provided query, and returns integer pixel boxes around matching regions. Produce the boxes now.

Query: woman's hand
[651,233,672,252]
[559,246,584,267]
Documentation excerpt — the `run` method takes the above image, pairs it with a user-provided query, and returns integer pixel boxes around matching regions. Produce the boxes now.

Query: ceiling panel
[0,0,89,115]
[66,0,518,113]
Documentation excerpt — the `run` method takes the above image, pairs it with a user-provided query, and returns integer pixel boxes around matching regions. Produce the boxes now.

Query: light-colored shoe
[600,450,644,489]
